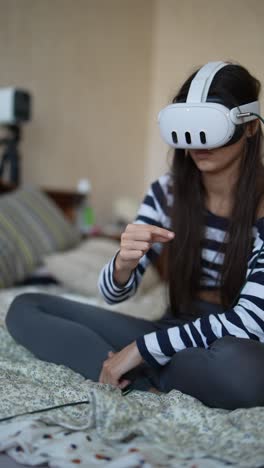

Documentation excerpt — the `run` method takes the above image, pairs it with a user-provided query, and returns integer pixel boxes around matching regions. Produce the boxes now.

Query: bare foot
[148,386,162,395]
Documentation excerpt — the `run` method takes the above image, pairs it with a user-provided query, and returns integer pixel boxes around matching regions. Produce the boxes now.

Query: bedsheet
[0,287,263,467]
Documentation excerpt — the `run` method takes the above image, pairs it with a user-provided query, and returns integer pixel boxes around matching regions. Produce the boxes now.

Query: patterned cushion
[0,187,80,287]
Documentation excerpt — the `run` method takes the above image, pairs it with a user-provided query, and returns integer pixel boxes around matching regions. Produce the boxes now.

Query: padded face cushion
[0,187,80,287]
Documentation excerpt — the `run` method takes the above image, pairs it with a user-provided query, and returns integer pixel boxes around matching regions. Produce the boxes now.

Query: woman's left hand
[99,341,143,389]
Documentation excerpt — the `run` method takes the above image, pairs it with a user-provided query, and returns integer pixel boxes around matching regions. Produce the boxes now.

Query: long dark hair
[166,63,264,315]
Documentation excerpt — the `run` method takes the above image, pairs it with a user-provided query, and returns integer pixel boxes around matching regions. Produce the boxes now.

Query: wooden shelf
[44,188,84,222]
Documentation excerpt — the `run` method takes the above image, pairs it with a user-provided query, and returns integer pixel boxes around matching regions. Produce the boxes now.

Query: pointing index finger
[143,224,175,241]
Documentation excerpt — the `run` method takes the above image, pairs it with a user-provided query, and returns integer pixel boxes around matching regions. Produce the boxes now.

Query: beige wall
[1,0,264,223]
[144,0,264,187]
[0,0,153,224]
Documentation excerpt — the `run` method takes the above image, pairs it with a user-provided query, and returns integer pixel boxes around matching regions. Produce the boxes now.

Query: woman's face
[189,133,247,175]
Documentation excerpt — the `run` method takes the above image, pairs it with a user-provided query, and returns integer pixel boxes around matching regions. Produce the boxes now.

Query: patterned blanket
[0,288,264,467]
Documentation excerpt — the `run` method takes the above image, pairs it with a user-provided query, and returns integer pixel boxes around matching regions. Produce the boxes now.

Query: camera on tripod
[0,88,32,185]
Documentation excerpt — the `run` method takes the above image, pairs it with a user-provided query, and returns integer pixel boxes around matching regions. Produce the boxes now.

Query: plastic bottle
[76,178,96,234]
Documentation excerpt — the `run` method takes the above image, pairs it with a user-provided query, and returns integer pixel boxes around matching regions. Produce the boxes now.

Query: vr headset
[158,61,260,150]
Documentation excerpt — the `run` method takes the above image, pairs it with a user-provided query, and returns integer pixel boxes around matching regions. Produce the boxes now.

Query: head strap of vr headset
[186,61,227,103]
[186,61,260,123]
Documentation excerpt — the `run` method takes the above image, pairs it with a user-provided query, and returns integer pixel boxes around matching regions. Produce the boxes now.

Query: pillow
[44,237,161,297]
[0,187,80,288]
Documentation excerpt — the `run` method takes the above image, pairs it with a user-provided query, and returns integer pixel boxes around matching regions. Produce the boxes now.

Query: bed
[0,182,263,467]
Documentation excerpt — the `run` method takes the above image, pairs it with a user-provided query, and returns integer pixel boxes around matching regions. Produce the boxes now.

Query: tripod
[0,125,21,185]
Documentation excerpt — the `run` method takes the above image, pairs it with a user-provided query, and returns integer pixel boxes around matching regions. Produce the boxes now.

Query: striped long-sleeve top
[98,173,264,368]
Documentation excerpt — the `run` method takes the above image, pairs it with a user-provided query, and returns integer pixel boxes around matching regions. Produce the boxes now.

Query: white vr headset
[158,61,260,149]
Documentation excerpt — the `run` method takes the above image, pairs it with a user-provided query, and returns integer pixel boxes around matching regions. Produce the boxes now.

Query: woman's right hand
[114,223,175,285]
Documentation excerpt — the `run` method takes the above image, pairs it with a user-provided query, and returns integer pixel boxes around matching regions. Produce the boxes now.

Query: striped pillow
[0,187,80,288]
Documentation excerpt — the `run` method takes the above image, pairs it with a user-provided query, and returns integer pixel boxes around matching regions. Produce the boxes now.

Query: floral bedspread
[0,288,264,467]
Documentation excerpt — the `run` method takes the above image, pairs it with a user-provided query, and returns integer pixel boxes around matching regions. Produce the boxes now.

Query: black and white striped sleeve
[137,220,264,368]
[98,174,171,304]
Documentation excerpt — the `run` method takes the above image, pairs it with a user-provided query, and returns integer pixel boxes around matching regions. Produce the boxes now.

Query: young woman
[6,61,264,410]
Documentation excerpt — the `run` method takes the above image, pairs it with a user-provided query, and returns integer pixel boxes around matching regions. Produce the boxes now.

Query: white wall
[0,0,154,224]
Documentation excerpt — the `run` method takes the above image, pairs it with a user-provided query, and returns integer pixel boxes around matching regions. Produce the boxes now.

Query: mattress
[0,286,263,467]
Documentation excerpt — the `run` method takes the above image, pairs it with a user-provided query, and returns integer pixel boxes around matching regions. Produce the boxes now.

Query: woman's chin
[193,159,218,172]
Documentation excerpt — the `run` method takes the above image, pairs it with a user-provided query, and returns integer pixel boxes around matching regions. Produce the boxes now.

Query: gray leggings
[5,293,264,410]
